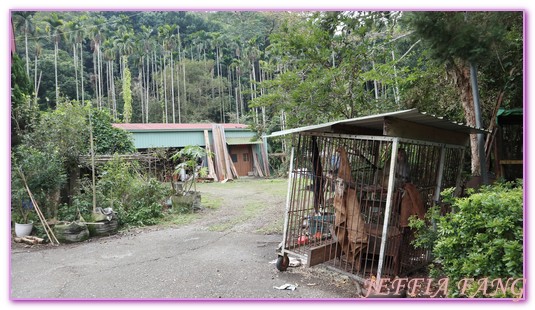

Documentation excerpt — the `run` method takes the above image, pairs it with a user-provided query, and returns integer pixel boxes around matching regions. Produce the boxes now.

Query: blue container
[308,214,335,235]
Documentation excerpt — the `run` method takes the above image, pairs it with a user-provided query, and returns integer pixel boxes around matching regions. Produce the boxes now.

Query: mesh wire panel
[281,133,465,280]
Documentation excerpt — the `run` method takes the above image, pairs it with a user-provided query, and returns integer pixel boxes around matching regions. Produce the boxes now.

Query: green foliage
[97,155,172,227]
[122,63,132,123]
[58,179,103,222]
[27,100,134,165]
[411,181,524,297]
[11,145,66,221]
[405,11,523,113]
[11,53,38,148]
[91,109,135,154]
[119,178,170,226]
[253,11,411,129]
[28,100,90,167]
[171,145,212,193]
[13,11,523,134]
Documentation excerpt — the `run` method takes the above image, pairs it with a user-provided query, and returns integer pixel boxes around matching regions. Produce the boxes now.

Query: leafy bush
[91,109,135,155]
[171,145,210,194]
[97,155,171,227]
[410,180,524,297]
[11,145,67,221]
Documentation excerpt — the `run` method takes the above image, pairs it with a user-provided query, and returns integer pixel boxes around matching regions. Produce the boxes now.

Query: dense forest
[11,11,523,160]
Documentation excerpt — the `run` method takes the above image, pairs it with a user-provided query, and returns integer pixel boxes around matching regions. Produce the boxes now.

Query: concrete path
[10,180,361,300]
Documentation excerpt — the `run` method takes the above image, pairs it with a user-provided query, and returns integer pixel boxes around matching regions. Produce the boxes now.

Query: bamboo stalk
[17,168,60,245]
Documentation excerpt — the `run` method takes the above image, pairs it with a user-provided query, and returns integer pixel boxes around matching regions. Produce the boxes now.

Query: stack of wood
[252,151,265,177]
[333,147,368,272]
[211,124,239,181]
[14,236,45,245]
[260,142,271,177]
[203,130,218,181]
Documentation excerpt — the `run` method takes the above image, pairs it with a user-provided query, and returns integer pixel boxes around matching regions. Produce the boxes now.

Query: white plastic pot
[14,222,33,237]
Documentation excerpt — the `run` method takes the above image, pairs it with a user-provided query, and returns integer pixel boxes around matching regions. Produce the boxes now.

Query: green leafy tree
[12,11,35,78]
[405,11,523,176]
[251,12,413,133]
[92,109,135,154]
[44,12,64,106]
[11,53,38,148]
[26,100,135,204]
[12,145,67,220]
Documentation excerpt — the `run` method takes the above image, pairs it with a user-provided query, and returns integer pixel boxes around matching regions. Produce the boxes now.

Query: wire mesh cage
[277,131,465,282]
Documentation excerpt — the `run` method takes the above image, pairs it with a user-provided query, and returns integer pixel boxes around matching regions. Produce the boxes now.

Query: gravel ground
[10,178,363,300]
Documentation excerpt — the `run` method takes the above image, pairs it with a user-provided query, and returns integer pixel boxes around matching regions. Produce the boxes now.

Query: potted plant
[11,145,66,237]
[12,199,34,237]
[170,145,212,212]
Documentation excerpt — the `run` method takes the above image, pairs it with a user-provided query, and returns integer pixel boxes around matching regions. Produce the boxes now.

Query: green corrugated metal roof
[120,126,257,149]
[133,131,205,149]
[226,137,262,145]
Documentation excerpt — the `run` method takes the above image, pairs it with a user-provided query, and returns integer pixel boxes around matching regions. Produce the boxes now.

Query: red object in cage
[271,109,484,284]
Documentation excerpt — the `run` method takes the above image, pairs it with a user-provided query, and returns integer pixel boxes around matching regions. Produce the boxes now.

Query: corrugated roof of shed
[266,109,487,137]
[113,123,248,131]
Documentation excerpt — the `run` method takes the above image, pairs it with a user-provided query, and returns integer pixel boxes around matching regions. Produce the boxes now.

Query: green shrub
[97,156,171,227]
[118,178,170,226]
[410,180,524,297]
[11,145,67,221]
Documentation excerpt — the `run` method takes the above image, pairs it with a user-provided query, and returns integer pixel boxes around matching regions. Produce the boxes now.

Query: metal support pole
[280,147,295,255]
[470,62,488,184]
[376,139,399,283]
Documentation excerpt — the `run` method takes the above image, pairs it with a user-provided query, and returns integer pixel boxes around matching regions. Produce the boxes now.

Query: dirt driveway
[10,178,362,300]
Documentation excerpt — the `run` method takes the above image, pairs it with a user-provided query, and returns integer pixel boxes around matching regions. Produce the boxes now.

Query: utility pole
[470,62,489,185]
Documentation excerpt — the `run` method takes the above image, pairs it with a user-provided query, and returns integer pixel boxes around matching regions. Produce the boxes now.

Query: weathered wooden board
[384,117,469,146]
[307,241,342,267]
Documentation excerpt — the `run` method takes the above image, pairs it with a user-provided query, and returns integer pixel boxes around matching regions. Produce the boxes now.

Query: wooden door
[229,145,253,177]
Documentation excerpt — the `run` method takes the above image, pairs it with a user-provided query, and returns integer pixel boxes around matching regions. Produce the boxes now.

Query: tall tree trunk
[54,40,59,106]
[170,50,176,123]
[97,43,104,109]
[153,51,158,104]
[238,68,243,118]
[140,61,145,123]
[80,42,85,105]
[215,45,225,123]
[34,53,39,106]
[260,67,266,128]
[162,52,168,123]
[235,87,239,123]
[182,52,187,120]
[93,48,99,107]
[73,43,79,102]
[111,61,117,120]
[449,60,480,175]
[176,27,182,123]
[249,70,255,124]
[24,21,30,79]
[106,61,110,110]
[146,55,150,123]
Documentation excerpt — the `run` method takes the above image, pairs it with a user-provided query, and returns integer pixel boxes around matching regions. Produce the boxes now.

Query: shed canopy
[267,109,487,146]
[226,137,262,145]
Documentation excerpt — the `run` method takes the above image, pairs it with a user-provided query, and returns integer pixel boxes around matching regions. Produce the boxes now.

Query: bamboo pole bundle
[17,168,60,245]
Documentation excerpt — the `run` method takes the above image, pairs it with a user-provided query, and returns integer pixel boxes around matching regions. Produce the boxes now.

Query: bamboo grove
[11,11,523,139]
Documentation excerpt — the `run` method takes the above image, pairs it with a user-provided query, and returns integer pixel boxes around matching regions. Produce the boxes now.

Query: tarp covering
[497,108,523,125]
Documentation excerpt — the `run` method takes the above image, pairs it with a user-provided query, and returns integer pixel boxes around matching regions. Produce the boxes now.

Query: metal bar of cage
[376,138,399,284]
[303,131,467,150]
[276,131,467,282]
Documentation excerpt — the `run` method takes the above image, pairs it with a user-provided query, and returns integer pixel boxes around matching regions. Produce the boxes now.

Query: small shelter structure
[113,123,269,179]
[492,108,523,181]
[268,109,486,282]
